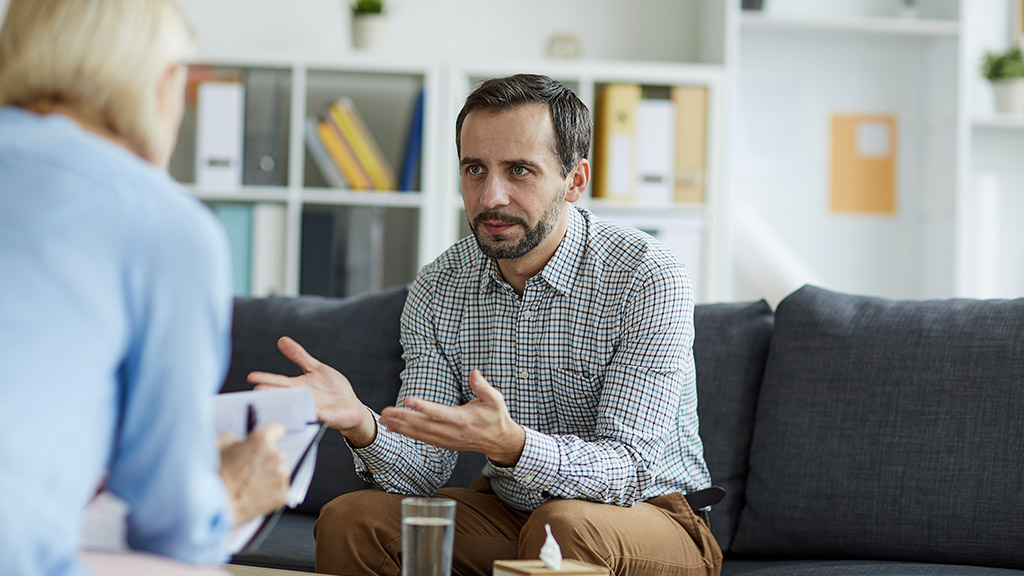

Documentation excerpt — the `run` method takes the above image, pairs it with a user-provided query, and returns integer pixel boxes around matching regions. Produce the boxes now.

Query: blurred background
[3,0,1020,307]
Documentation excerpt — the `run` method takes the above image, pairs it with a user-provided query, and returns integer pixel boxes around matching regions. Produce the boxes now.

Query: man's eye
[466,165,483,175]
[512,166,530,176]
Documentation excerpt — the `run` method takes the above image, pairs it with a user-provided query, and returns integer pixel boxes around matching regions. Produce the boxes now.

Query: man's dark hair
[455,74,592,178]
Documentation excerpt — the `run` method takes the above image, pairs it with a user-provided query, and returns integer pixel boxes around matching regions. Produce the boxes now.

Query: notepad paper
[214,387,324,554]
[492,560,609,575]
[81,388,323,556]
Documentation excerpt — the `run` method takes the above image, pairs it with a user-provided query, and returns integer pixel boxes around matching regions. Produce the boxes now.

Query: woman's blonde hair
[0,0,197,162]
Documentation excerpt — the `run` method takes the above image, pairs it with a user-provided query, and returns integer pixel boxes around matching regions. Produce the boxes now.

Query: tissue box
[493,559,609,575]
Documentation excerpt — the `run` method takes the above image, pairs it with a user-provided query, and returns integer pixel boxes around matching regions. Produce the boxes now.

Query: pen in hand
[246,403,257,437]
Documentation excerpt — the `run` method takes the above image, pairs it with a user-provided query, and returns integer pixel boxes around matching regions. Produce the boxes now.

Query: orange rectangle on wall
[830,114,897,215]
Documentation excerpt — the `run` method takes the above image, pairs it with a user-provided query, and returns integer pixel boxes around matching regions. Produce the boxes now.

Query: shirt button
[519,369,529,379]
[523,312,533,320]
[523,475,534,482]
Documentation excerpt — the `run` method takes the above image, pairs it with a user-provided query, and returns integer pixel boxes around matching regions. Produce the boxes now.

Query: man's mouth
[474,212,525,236]
[480,221,519,235]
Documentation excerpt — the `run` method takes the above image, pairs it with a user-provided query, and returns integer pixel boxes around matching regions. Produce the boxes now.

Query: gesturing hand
[379,370,525,467]
[247,336,376,447]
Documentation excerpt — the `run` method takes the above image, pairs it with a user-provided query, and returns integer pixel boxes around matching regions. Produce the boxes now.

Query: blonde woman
[0,1,287,574]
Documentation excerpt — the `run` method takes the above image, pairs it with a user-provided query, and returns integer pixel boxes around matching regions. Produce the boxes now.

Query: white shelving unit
[171,55,443,297]
[174,55,731,301]
[441,59,728,301]
[165,0,736,302]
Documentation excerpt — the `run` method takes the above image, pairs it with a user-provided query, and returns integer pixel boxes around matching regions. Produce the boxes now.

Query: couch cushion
[732,286,1024,568]
[693,300,774,552]
[223,286,487,515]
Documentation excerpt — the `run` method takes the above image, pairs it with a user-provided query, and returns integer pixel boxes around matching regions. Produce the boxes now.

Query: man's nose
[479,174,511,208]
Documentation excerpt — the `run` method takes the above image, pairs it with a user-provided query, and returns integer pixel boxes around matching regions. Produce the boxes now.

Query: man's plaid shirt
[351,207,711,511]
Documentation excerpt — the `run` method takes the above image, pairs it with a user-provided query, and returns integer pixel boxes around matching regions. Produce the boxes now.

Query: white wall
[732,31,945,300]
[0,0,699,62]
[173,0,699,63]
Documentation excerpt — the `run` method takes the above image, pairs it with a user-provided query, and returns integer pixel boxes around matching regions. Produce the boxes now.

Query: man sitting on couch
[249,74,721,576]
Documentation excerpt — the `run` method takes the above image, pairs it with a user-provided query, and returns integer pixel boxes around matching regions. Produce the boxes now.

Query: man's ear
[565,158,590,203]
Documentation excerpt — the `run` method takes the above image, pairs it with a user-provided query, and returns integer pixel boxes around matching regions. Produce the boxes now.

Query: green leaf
[352,0,384,15]
[982,47,1024,81]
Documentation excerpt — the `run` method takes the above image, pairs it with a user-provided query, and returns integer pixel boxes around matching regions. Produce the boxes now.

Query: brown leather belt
[683,486,726,512]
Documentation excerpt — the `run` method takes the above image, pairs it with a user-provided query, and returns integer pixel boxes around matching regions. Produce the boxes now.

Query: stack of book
[306,95,422,192]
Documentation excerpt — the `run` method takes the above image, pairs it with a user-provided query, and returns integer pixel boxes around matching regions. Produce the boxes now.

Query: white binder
[195,81,245,189]
[635,99,676,207]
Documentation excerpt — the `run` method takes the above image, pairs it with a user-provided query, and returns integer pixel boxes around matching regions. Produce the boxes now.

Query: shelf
[300,188,423,208]
[444,196,707,217]
[188,186,291,203]
[458,58,725,87]
[187,186,426,208]
[303,56,439,76]
[740,13,959,37]
[584,199,707,217]
[187,54,437,75]
[973,115,1024,131]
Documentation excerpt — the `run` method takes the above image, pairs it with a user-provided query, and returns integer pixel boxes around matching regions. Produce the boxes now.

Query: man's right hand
[247,336,377,447]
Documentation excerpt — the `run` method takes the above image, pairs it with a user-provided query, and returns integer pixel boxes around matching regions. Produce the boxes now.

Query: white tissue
[540,523,562,570]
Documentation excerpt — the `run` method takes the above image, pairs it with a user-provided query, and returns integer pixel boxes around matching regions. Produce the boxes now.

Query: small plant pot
[993,78,1024,116]
[351,13,389,51]
[898,0,919,18]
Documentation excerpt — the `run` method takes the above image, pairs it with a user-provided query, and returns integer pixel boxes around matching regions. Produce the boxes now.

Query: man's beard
[469,186,565,260]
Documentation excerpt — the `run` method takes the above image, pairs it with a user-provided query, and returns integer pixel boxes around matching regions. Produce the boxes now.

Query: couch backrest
[223,286,486,515]
[731,285,1024,569]
[225,287,778,541]
[693,300,774,552]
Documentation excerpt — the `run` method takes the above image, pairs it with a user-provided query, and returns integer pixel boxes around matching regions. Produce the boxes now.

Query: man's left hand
[378,369,526,467]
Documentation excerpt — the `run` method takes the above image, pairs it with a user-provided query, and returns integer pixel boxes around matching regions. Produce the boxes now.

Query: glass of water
[401,497,456,576]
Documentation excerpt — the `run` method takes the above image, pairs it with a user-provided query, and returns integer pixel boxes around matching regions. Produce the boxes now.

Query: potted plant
[350,0,388,52]
[898,0,919,18]
[982,46,1024,116]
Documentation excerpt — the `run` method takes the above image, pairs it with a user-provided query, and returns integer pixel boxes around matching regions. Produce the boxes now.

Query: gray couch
[222,284,1024,575]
